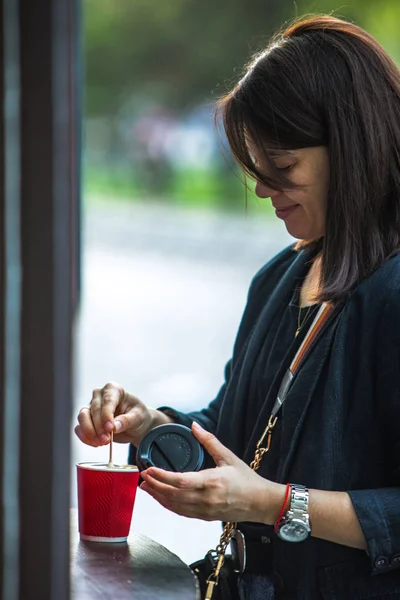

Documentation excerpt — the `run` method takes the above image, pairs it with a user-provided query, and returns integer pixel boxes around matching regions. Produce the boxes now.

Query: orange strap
[270,302,334,419]
[290,303,334,375]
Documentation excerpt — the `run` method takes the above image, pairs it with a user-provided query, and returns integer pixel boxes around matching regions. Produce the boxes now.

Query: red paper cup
[77,462,140,542]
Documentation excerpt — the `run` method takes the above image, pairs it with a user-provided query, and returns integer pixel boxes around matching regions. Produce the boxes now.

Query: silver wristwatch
[277,484,311,542]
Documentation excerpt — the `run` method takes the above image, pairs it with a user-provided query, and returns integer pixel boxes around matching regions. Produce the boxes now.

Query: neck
[300,256,322,307]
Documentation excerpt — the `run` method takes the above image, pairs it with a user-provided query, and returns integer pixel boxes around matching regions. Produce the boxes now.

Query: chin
[285,223,323,240]
[285,225,309,240]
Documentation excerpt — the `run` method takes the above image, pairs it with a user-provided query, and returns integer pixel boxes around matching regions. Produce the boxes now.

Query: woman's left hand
[140,422,285,524]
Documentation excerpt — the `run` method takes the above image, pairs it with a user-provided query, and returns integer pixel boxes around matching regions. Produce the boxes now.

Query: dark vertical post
[1,0,80,598]
[0,2,2,588]
[19,0,79,597]
[71,0,82,313]
[1,0,22,599]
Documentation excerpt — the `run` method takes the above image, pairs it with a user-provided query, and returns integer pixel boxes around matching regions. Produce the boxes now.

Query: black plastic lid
[136,424,204,473]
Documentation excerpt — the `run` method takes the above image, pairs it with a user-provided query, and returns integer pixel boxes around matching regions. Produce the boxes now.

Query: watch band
[276,483,311,542]
[290,484,310,520]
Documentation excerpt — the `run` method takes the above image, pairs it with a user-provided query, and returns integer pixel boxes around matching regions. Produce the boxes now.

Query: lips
[274,205,299,220]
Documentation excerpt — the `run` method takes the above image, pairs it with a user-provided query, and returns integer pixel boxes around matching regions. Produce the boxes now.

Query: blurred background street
[71,198,292,564]
[72,0,400,564]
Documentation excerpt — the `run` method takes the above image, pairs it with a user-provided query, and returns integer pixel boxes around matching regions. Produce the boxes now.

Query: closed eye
[277,164,296,172]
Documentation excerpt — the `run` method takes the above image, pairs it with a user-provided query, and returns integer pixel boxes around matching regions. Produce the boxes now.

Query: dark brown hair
[216,15,400,303]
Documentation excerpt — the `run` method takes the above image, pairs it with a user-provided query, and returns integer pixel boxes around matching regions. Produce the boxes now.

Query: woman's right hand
[74,382,166,448]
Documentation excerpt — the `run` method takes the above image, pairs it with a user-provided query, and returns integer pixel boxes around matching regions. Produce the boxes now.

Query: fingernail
[100,434,109,444]
[104,421,113,431]
[115,421,122,432]
[192,421,202,430]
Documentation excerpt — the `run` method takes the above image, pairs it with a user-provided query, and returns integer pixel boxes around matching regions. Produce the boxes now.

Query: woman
[75,15,400,599]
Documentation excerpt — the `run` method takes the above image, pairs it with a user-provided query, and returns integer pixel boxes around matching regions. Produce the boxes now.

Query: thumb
[191,422,238,467]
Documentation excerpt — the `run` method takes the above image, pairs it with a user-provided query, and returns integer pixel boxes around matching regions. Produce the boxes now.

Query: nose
[255,181,283,199]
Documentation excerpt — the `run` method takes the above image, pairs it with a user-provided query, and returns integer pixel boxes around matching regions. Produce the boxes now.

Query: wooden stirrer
[107,430,114,468]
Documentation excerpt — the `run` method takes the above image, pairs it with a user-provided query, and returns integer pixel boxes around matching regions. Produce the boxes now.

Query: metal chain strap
[203,304,333,598]
[204,415,278,600]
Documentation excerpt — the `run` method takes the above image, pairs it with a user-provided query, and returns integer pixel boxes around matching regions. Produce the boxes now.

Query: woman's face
[250,145,330,240]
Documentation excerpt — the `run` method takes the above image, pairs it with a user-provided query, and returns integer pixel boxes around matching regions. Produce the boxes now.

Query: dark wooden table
[70,509,200,599]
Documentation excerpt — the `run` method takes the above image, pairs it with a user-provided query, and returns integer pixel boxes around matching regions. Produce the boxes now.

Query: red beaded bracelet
[274,483,291,534]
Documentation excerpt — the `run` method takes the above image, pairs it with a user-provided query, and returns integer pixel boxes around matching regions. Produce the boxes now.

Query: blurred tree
[84,0,293,116]
[85,0,400,119]
[83,0,400,210]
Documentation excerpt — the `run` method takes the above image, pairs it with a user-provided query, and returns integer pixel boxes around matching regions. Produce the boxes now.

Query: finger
[114,406,145,436]
[191,422,237,467]
[77,407,102,443]
[140,484,202,519]
[143,467,206,490]
[140,484,177,514]
[74,424,100,447]
[141,473,201,502]
[100,382,125,431]
[90,388,107,439]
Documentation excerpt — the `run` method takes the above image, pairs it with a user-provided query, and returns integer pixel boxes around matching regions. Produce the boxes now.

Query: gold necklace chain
[296,256,321,337]
[295,303,313,337]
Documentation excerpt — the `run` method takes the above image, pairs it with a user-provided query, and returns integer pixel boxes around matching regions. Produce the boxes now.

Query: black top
[129,244,400,599]
[245,286,318,481]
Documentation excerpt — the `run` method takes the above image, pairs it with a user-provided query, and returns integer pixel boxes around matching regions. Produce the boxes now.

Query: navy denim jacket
[130,244,400,599]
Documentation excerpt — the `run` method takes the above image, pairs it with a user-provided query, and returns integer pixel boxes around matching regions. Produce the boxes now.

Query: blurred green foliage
[84,0,400,211]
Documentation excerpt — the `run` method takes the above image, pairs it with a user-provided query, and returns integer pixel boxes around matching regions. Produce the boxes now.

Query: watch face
[278,519,310,542]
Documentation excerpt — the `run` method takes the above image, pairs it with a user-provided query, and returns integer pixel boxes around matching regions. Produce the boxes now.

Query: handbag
[190,303,334,600]
[191,550,239,600]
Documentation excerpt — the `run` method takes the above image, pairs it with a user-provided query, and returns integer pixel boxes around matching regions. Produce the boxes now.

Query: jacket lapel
[240,248,315,377]
[241,295,344,479]
[277,306,343,482]
[217,248,312,459]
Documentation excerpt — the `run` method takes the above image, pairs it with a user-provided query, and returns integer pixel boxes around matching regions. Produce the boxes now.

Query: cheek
[290,187,327,219]
[286,192,327,239]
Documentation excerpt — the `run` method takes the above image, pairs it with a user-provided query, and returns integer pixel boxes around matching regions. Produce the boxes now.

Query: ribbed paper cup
[77,462,140,542]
